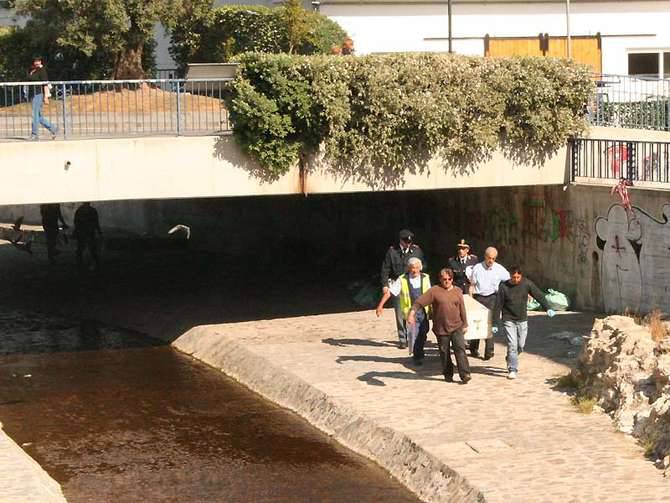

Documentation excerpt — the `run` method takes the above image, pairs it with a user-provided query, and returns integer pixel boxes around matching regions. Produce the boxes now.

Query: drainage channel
[0,309,420,502]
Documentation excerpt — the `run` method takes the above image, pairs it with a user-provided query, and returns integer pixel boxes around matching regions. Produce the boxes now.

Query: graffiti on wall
[595,204,670,314]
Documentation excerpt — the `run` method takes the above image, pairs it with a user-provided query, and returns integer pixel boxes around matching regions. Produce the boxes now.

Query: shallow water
[0,310,419,502]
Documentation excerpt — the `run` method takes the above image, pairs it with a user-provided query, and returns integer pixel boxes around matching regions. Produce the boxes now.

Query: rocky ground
[575,315,670,476]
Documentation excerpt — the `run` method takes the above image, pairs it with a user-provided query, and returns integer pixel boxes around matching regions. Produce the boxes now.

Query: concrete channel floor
[175,309,669,503]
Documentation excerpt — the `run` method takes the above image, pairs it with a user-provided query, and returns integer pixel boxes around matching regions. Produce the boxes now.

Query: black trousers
[437,329,470,379]
[77,234,99,269]
[470,293,497,358]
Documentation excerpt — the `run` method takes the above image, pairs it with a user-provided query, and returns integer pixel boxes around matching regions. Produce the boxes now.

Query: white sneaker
[508,371,517,380]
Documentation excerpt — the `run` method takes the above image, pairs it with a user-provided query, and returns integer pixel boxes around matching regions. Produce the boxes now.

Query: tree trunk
[114,43,145,80]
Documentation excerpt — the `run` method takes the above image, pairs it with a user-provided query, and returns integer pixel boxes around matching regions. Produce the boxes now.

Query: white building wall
[322,1,670,75]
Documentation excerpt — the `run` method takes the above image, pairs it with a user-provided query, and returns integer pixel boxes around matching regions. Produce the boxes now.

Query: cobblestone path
[188,310,668,503]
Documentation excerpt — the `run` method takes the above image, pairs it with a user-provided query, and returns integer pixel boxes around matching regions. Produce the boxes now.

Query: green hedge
[225,53,594,186]
[169,5,347,72]
[601,100,670,130]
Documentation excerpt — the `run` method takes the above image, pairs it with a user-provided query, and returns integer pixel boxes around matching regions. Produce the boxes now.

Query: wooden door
[485,35,602,73]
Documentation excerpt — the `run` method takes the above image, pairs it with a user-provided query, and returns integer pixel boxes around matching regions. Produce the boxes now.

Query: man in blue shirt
[467,247,510,359]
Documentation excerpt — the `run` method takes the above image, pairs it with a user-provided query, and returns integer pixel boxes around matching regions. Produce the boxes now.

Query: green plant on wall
[225,53,594,187]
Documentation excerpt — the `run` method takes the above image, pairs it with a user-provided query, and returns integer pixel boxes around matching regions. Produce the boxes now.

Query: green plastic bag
[545,289,570,311]
[527,297,541,311]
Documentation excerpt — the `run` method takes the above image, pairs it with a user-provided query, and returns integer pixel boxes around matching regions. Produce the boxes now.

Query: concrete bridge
[3,123,670,207]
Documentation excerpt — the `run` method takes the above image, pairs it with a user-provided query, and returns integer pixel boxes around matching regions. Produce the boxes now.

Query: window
[628,53,659,77]
[665,52,670,78]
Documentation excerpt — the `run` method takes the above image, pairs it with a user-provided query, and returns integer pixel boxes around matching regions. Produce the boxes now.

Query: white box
[463,294,493,340]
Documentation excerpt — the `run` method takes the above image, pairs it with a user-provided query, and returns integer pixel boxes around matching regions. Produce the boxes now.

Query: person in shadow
[74,202,102,270]
[40,203,68,264]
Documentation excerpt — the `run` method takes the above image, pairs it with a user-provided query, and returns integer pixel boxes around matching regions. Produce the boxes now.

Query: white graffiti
[595,204,670,314]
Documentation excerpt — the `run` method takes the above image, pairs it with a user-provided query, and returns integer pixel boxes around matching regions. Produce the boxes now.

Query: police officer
[447,239,478,294]
[380,229,425,348]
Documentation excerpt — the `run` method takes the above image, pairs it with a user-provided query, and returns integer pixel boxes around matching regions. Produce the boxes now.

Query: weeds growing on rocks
[571,395,596,414]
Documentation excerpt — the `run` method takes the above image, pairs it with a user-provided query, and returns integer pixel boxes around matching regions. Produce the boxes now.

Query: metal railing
[588,74,670,131]
[0,78,232,140]
[570,138,670,185]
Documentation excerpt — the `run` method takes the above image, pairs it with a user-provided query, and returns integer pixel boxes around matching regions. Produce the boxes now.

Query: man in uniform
[380,229,425,348]
[467,246,510,359]
[447,239,478,294]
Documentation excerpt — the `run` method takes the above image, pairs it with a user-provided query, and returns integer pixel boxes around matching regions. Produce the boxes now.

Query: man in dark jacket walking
[381,229,425,348]
[492,265,555,380]
[447,239,478,294]
[74,202,102,270]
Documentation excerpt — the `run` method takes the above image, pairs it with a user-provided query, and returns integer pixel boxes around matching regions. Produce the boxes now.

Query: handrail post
[626,141,636,183]
[176,81,182,136]
[61,83,67,139]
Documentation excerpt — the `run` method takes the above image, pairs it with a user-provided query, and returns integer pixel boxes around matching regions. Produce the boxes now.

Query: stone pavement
[175,310,669,503]
[0,425,66,502]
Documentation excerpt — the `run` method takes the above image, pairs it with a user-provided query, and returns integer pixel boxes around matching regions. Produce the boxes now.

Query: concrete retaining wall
[173,325,484,503]
[0,425,66,502]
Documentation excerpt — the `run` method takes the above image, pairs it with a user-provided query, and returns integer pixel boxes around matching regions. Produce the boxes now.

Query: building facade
[320,0,670,77]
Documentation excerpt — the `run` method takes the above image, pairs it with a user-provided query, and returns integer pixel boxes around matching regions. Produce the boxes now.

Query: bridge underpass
[1,123,670,501]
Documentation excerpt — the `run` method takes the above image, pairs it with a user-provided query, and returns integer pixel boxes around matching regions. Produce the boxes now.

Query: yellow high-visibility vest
[399,273,432,319]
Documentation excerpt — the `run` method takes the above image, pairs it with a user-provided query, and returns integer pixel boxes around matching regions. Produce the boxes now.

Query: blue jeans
[503,320,528,372]
[31,93,56,137]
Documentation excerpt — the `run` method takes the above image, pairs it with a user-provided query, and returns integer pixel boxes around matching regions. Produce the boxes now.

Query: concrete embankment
[0,425,66,503]
[172,311,669,503]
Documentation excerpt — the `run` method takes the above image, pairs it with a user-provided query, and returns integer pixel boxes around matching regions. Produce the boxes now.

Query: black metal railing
[570,138,670,184]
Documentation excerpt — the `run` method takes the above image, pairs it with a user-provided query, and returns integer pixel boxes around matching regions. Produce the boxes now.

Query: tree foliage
[169,4,347,71]
[12,0,209,79]
[226,53,594,187]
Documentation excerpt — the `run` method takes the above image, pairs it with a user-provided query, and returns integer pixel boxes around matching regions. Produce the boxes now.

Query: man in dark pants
[380,229,425,348]
[40,203,67,264]
[447,239,478,294]
[74,202,102,270]
[467,246,510,359]
[408,268,471,383]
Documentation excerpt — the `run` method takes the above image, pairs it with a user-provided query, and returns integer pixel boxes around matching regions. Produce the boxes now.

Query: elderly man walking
[376,257,431,364]
[467,246,510,360]
[408,268,471,384]
[381,229,425,349]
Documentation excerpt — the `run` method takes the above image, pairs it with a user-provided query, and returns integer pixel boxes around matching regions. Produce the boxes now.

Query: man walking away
[408,268,471,384]
[380,229,425,349]
[447,239,478,294]
[74,202,102,270]
[376,257,431,365]
[492,266,555,379]
[467,246,510,360]
[27,55,58,140]
[40,203,67,264]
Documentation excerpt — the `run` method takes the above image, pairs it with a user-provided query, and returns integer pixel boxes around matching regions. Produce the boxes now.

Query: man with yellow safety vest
[376,257,431,365]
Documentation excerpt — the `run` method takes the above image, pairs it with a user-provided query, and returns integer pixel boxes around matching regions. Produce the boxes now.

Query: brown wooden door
[485,35,602,73]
